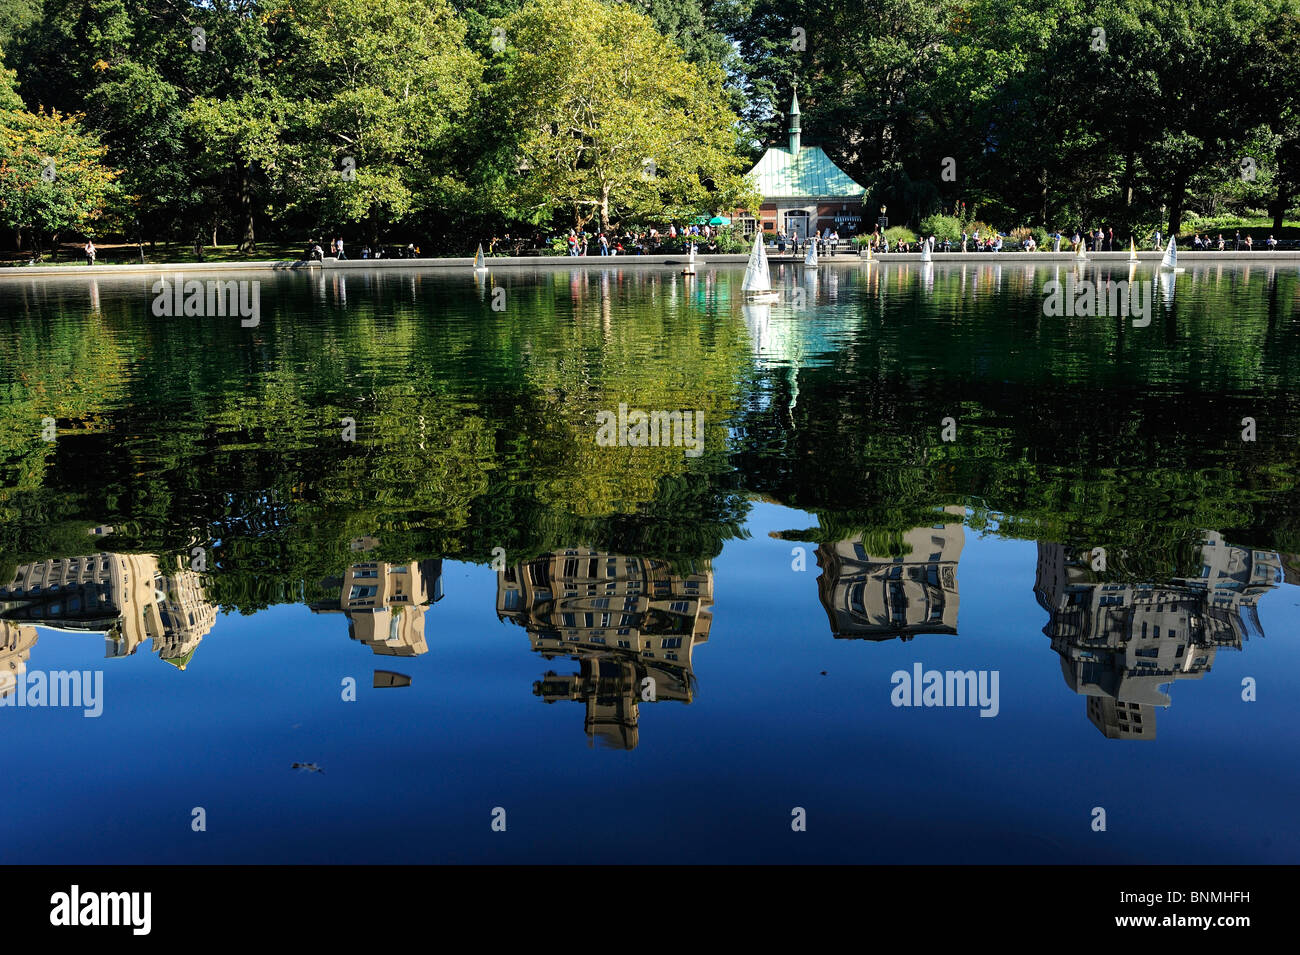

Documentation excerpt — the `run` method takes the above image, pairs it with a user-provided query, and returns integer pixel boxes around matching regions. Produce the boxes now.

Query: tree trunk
[599,184,610,233]
[1271,146,1294,232]
[237,159,256,253]
[1121,147,1136,210]
[1039,167,1048,225]
[211,224,218,248]
[1167,170,1189,235]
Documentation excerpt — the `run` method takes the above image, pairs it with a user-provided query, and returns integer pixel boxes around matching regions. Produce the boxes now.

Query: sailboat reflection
[741,301,770,356]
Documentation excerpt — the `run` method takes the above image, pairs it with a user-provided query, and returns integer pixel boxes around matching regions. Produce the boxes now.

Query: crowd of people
[304,238,423,260]
[559,222,731,256]
[295,225,1287,262]
[67,225,1289,267]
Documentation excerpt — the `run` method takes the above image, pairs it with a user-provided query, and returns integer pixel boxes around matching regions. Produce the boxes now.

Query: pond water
[1,260,1298,863]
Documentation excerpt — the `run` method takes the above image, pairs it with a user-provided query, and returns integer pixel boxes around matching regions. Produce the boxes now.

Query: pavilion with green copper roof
[737,91,867,240]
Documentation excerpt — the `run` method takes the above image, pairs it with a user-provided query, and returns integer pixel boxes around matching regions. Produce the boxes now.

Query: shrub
[884,225,917,247]
[714,229,748,253]
[920,214,963,243]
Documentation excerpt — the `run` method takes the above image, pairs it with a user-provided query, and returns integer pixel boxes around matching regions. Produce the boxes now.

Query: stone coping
[1,249,1297,278]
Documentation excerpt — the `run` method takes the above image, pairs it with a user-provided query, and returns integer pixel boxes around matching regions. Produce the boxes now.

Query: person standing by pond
[84,239,96,266]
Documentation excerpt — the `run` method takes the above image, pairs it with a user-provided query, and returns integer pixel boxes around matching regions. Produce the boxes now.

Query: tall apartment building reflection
[310,560,443,656]
[816,507,965,641]
[0,620,38,697]
[1035,533,1282,740]
[0,554,217,669]
[497,549,713,749]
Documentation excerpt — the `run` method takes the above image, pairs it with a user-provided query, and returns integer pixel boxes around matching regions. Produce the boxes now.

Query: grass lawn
[1180,218,1300,238]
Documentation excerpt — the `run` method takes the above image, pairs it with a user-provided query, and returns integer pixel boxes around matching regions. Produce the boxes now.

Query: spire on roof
[788,87,801,155]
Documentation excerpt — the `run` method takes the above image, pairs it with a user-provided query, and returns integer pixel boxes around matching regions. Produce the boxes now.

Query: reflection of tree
[4,266,1300,613]
[0,273,753,611]
[0,306,129,502]
[501,270,751,517]
[739,264,1300,570]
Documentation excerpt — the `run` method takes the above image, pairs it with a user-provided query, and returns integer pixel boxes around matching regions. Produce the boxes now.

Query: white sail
[920,237,932,263]
[1075,237,1087,258]
[804,237,818,267]
[1160,236,1177,270]
[1128,238,1139,262]
[742,231,771,292]
[688,242,696,263]
[473,244,487,270]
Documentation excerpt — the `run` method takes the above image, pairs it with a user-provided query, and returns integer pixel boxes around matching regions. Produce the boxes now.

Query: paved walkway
[2,249,1297,278]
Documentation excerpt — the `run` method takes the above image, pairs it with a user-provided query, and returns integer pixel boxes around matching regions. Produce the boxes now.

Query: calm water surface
[1,260,1298,863]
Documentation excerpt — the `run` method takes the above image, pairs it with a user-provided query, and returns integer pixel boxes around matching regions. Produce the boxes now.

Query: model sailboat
[804,236,818,268]
[742,232,779,302]
[682,241,696,276]
[473,244,488,271]
[1159,236,1184,272]
[1128,238,1139,263]
[920,236,933,263]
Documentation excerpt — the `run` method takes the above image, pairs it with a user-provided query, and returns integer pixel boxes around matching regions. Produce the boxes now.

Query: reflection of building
[0,620,38,698]
[310,560,443,656]
[497,549,713,749]
[816,507,965,641]
[0,554,217,669]
[1035,534,1282,740]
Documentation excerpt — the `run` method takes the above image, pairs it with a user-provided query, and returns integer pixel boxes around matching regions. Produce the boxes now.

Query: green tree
[276,0,481,245]
[495,0,757,231]
[1257,0,1300,232]
[0,99,121,253]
